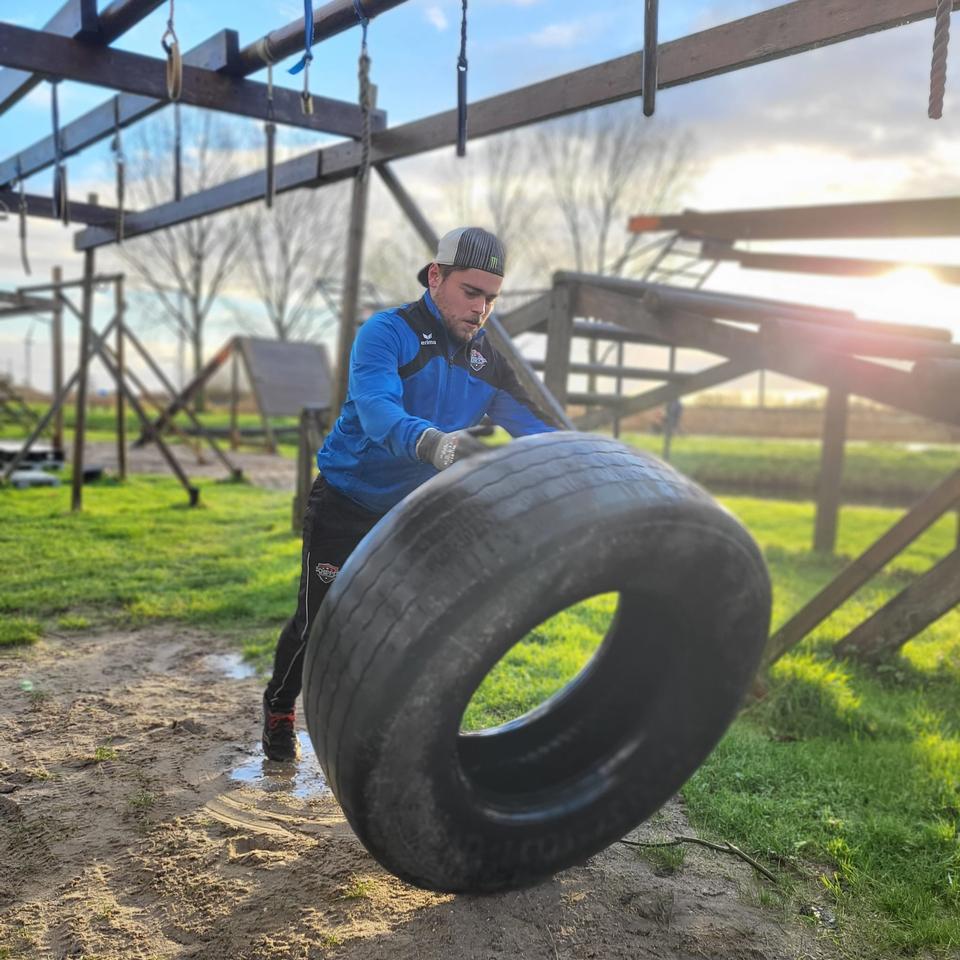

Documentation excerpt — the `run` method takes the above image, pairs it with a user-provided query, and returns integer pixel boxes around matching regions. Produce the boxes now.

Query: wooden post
[51,265,64,452]
[662,345,677,461]
[543,283,573,409]
[230,350,240,450]
[114,277,127,481]
[612,340,625,438]
[813,387,849,553]
[71,236,96,511]
[332,169,372,417]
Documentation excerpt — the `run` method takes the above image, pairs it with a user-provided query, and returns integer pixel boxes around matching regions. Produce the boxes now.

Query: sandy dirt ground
[0,626,836,960]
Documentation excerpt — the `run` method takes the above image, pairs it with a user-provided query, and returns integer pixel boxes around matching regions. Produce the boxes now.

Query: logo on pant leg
[315,562,339,583]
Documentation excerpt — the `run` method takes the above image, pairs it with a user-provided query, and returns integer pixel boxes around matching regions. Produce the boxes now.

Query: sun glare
[848,266,953,327]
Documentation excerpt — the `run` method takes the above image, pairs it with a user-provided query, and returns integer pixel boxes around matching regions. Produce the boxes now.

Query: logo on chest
[469,348,488,373]
[420,331,437,346]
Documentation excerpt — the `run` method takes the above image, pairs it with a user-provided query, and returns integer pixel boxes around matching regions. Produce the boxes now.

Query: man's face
[428,265,503,345]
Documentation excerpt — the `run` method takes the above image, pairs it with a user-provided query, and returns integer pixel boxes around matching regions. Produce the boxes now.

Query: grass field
[4,407,959,501]
[1,441,958,956]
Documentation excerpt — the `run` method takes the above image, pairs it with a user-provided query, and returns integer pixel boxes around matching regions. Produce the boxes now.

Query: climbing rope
[354,0,372,182]
[289,0,315,115]
[929,0,952,119]
[457,0,468,156]
[264,63,277,209]
[111,96,125,243]
[15,157,31,276]
[173,101,183,202]
[161,0,183,101]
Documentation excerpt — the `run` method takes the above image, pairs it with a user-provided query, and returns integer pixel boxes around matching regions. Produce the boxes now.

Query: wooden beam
[76,0,960,248]
[632,194,960,240]
[543,285,573,407]
[235,0,411,74]
[530,360,690,381]
[767,317,960,363]
[485,317,574,430]
[332,174,373,416]
[499,293,553,337]
[702,242,960,287]
[0,23,385,143]
[0,189,118,226]
[813,388,849,554]
[0,1,101,116]
[0,29,385,189]
[572,282,960,426]
[376,164,439,249]
[833,549,960,663]
[574,358,754,431]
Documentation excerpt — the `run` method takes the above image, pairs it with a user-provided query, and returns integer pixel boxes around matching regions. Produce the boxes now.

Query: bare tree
[534,103,696,278]
[238,183,349,341]
[119,109,249,408]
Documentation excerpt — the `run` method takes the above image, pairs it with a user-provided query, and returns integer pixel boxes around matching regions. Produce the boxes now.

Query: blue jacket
[317,292,560,513]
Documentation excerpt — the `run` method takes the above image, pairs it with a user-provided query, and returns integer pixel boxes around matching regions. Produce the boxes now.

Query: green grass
[2,467,959,954]
[0,477,299,648]
[622,433,958,504]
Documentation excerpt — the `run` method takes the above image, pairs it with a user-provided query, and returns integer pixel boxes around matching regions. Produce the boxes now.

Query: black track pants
[265,474,382,712]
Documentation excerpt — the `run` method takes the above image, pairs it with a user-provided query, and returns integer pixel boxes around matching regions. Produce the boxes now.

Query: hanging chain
[354,0,372,182]
[15,157,30,276]
[161,0,183,101]
[265,63,277,209]
[111,95,125,243]
[457,0,468,156]
[929,0,952,118]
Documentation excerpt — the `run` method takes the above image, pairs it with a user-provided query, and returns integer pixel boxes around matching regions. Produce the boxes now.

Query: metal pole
[51,265,64,452]
[115,277,127,480]
[71,232,96,511]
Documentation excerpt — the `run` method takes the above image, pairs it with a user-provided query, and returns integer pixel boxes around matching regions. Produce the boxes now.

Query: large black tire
[302,432,770,893]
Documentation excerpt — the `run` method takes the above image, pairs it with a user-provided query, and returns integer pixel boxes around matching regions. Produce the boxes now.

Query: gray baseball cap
[417,226,506,287]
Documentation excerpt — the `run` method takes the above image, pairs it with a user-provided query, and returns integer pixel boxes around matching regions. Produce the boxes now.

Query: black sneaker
[261,693,301,762]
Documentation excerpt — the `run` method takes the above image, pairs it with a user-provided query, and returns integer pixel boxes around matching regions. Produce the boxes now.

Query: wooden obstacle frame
[2,0,959,670]
[1,267,245,508]
[137,334,333,456]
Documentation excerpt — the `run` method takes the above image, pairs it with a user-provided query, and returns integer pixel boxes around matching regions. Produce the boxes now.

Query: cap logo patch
[488,255,499,270]
[470,348,488,373]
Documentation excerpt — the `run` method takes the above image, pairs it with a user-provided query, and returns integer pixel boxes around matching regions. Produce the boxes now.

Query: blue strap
[289,0,314,75]
[353,0,369,43]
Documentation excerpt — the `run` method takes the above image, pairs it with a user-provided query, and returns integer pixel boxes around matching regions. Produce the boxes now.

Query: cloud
[529,22,584,49]
[424,5,448,31]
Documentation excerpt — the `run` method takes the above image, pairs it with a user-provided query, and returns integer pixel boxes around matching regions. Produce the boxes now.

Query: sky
[1,0,959,396]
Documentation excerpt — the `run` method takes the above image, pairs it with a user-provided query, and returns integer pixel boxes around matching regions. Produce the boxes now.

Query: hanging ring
[162,26,183,101]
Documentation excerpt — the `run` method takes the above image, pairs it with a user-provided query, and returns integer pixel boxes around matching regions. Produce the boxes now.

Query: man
[262,226,562,761]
